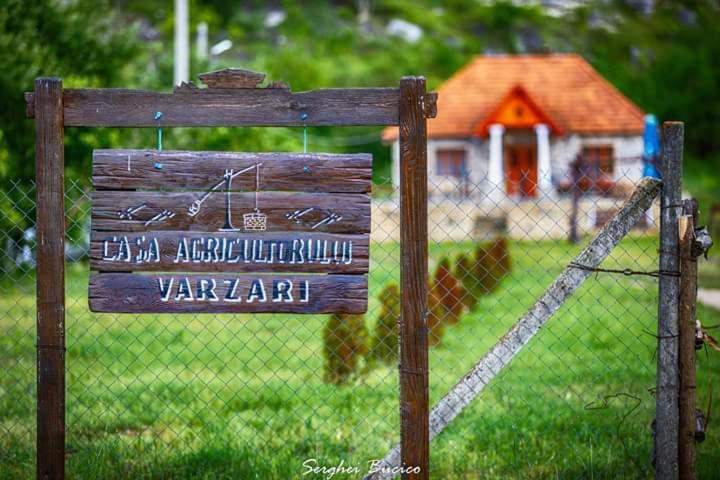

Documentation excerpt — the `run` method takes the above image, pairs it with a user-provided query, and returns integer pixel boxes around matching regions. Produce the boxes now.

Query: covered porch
[476,85,563,201]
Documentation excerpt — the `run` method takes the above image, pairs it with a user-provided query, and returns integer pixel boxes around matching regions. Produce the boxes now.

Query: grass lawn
[1,237,719,479]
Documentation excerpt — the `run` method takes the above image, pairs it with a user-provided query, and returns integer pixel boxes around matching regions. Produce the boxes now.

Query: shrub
[322,313,369,385]
[433,258,464,325]
[473,243,495,296]
[454,252,477,310]
[487,236,512,290]
[427,284,446,346]
[369,283,400,365]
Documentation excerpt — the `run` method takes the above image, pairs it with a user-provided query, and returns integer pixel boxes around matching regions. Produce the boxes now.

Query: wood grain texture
[656,121,683,480]
[398,76,429,480]
[34,77,66,480]
[26,87,404,126]
[198,68,265,88]
[89,273,368,314]
[92,150,371,193]
[678,214,697,480]
[91,191,370,234]
[90,231,369,274]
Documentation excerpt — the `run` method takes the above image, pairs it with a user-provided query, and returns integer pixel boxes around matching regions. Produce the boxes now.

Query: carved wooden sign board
[88,150,371,314]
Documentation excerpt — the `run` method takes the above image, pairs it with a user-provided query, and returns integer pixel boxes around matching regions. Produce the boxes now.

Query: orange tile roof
[383,53,644,141]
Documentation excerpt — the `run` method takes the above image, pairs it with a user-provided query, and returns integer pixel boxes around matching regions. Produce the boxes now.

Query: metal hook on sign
[155,111,163,154]
[300,112,308,153]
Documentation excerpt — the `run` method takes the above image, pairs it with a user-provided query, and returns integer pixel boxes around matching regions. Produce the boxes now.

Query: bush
[455,237,513,309]
[487,236,512,290]
[322,313,369,385]
[427,257,464,346]
[433,258,464,326]
[369,283,400,365]
[428,284,446,346]
[454,252,477,310]
[473,243,494,296]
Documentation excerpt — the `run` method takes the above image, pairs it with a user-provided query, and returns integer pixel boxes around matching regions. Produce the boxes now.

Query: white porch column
[535,123,552,196]
[488,124,505,200]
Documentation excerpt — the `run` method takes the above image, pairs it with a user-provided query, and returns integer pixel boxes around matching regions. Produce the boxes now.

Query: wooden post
[656,121,683,480]
[34,77,65,480]
[398,76,429,480]
[678,214,697,479]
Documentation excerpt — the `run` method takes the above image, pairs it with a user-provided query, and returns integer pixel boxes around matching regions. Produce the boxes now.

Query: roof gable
[383,54,644,142]
[474,85,564,136]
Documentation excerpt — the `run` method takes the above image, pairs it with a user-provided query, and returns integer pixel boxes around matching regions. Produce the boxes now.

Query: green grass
[1,237,719,479]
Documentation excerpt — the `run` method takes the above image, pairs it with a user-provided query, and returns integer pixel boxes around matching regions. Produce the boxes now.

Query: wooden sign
[89,150,371,314]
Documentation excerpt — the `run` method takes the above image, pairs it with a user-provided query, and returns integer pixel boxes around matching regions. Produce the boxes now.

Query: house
[382,54,646,201]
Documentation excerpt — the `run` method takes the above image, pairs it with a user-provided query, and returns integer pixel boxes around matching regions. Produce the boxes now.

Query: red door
[505,146,537,198]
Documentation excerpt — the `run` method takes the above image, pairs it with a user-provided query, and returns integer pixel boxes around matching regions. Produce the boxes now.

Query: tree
[0,0,140,241]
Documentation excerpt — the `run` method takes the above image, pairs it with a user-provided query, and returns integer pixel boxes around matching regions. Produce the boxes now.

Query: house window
[581,145,614,174]
[436,149,467,178]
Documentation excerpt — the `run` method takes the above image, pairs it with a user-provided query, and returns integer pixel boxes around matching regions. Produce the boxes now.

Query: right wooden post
[399,76,430,480]
[678,213,698,480]
[656,121,683,480]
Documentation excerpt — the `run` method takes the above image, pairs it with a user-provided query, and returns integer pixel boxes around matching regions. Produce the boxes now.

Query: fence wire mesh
[0,162,712,478]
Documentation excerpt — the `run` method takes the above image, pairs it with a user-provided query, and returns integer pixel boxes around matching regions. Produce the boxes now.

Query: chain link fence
[0,163,716,478]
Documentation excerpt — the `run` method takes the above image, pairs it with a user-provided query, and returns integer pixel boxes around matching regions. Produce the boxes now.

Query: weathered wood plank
[398,76,429,480]
[26,87,406,126]
[91,191,370,234]
[34,77,66,480]
[90,231,369,274]
[199,68,265,88]
[89,273,368,314]
[678,214,698,480]
[92,150,371,193]
[365,177,662,480]
[656,121,683,480]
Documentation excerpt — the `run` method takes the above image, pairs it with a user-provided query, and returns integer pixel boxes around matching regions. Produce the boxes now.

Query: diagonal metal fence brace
[365,177,662,480]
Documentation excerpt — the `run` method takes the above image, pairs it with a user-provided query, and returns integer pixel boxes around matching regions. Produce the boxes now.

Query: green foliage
[564,0,720,156]
[322,313,369,385]
[0,0,142,243]
[369,283,400,365]
[0,0,140,182]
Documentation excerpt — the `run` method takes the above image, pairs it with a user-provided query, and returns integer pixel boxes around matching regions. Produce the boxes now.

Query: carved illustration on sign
[145,209,176,227]
[285,207,344,229]
[117,203,176,227]
[187,163,267,232]
[117,203,147,220]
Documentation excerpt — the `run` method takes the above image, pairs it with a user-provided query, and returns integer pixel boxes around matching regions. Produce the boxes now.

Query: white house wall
[550,134,644,183]
[390,134,643,193]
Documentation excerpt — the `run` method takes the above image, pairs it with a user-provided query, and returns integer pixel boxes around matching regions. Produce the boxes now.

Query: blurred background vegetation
[1,0,718,228]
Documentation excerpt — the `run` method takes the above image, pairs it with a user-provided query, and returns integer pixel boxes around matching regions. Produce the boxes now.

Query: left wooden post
[34,77,65,480]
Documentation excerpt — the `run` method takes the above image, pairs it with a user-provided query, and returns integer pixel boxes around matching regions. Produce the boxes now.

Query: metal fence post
[34,77,66,480]
[656,121,683,480]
